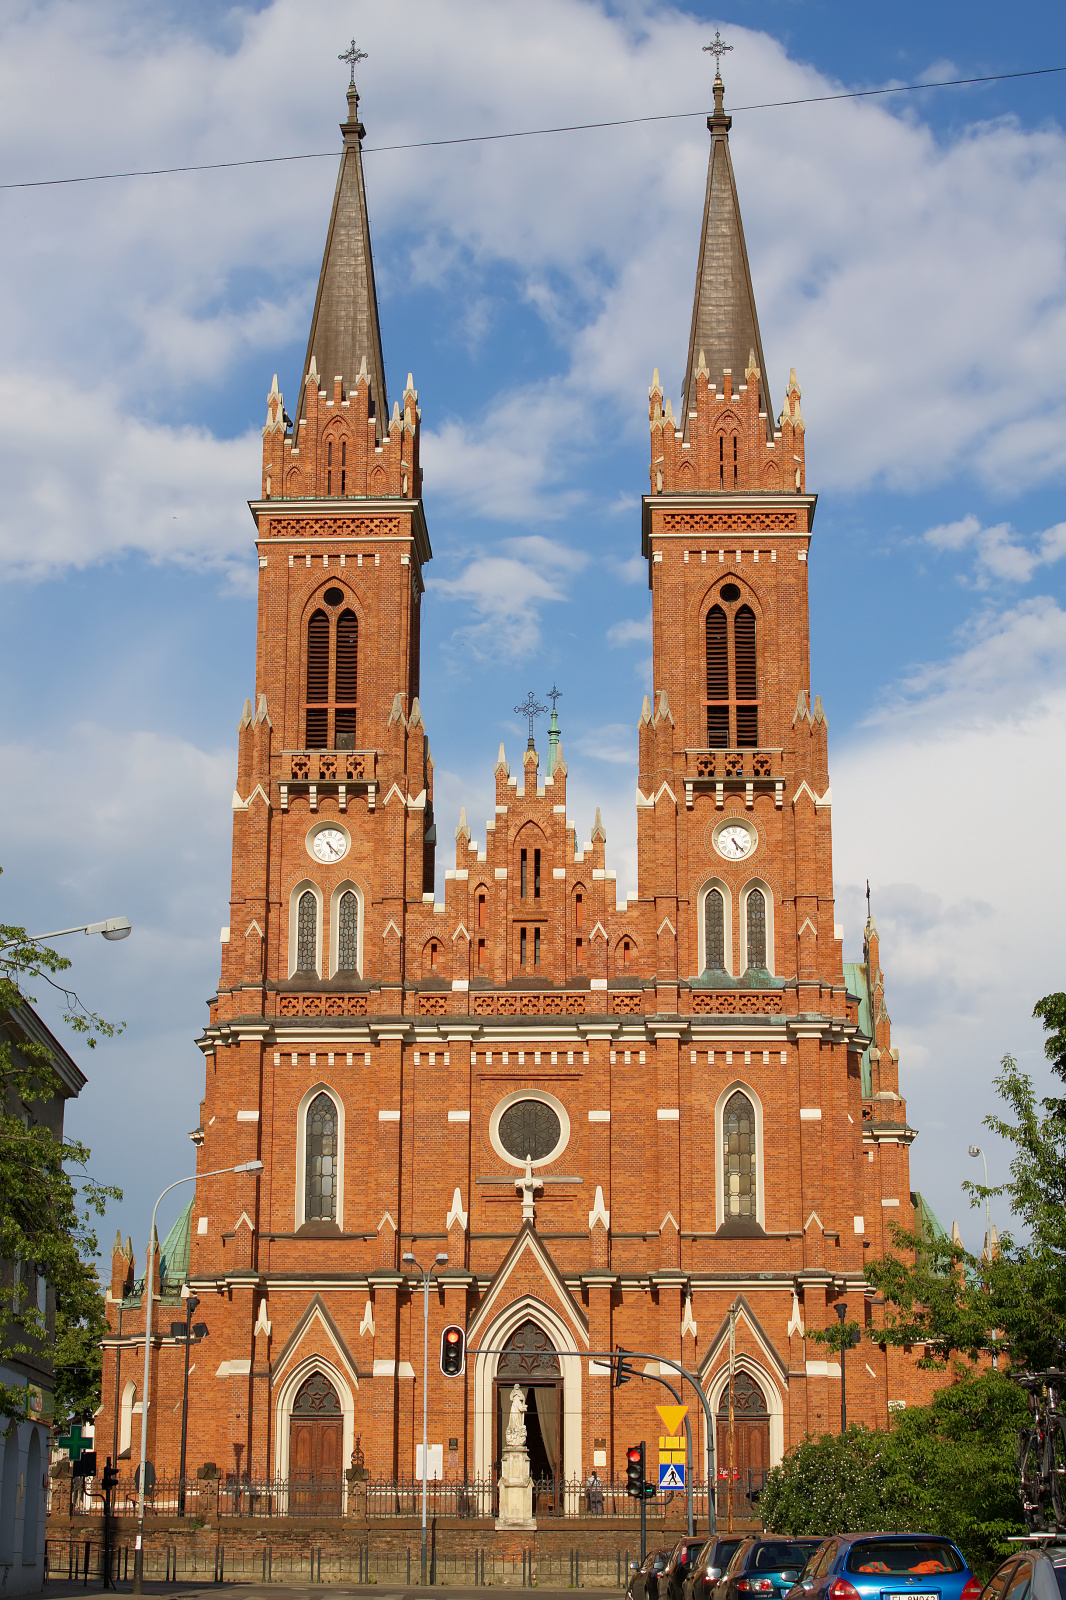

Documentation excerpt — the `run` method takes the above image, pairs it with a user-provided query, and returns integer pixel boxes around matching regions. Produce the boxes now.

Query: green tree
[1,891,122,1427]
[761,1373,1027,1577]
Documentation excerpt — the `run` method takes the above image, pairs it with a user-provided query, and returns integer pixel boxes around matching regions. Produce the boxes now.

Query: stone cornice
[249,495,431,567]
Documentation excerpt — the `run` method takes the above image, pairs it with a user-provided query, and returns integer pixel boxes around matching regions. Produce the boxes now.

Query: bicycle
[1016,1370,1066,1530]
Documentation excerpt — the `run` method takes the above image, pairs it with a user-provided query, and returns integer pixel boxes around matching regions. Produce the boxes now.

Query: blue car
[787,1534,981,1600]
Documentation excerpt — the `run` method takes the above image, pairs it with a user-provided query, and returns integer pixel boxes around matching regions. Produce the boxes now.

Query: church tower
[96,59,937,1522]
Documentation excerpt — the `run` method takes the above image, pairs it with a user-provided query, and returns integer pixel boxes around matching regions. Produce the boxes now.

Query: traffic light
[440,1325,466,1376]
[613,1346,635,1388]
[626,1442,646,1499]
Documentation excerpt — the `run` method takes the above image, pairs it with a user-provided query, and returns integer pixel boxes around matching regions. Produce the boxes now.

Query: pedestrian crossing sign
[658,1462,686,1490]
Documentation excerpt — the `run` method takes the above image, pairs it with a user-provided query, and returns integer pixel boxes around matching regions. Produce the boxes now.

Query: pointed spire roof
[683,71,773,438]
[294,81,388,440]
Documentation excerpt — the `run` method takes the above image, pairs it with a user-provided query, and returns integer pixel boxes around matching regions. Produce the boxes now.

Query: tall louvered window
[296,890,317,972]
[304,598,358,749]
[305,611,330,748]
[746,887,767,969]
[723,1090,756,1219]
[337,890,359,972]
[334,610,359,745]
[705,888,726,972]
[704,589,759,748]
[305,1092,338,1222]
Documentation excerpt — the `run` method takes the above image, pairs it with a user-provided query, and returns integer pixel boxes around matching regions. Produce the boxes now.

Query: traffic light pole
[640,1445,647,1564]
[476,1345,715,1534]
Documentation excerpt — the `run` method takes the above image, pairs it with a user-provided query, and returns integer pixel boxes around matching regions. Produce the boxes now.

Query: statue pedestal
[496,1444,536,1530]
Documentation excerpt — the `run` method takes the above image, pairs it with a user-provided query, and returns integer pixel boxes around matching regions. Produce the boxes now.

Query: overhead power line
[1,64,1063,194]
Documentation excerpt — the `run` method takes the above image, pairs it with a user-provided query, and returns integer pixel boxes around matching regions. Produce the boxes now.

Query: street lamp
[833,1303,850,1433]
[131,1160,264,1593]
[402,1250,449,1587]
[1,916,132,948]
[968,1145,992,1256]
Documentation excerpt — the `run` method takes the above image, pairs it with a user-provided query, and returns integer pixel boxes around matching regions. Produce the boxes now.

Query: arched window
[723,1090,757,1219]
[336,890,359,972]
[0,1429,18,1562]
[119,1379,136,1456]
[305,1092,338,1222]
[304,598,359,750]
[296,890,317,973]
[23,1430,41,1564]
[705,888,726,972]
[704,592,759,749]
[305,610,330,748]
[746,888,767,969]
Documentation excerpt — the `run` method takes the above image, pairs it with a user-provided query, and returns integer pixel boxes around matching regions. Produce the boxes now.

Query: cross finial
[702,29,732,82]
[514,690,548,750]
[547,684,563,712]
[339,39,368,88]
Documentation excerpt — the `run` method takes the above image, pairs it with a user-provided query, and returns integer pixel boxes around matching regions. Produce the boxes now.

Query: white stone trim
[272,1352,356,1498]
[294,1083,345,1231]
[287,878,323,978]
[328,879,364,978]
[714,1079,766,1231]
[488,1089,570,1170]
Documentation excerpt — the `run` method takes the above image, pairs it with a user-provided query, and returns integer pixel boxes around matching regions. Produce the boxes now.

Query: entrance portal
[289,1371,343,1515]
[716,1371,770,1518]
[495,1320,562,1514]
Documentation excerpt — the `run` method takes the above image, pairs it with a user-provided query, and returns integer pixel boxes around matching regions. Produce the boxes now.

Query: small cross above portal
[515,691,547,750]
[703,30,733,82]
[339,39,368,87]
[514,1155,544,1224]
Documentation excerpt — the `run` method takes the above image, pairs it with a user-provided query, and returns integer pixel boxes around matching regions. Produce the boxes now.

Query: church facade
[98,68,939,1506]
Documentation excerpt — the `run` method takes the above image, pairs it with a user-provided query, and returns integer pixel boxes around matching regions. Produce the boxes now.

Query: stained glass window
[724,1090,756,1218]
[705,887,725,971]
[337,890,359,972]
[746,887,766,968]
[297,890,317,972]
[497,1319,561,1379]
[305,1092,338,1222]
[498,1099,561,1162]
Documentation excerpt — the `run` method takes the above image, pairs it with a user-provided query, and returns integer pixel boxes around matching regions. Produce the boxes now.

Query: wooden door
[289,1372,343,1515]
[716,1372,770,1516]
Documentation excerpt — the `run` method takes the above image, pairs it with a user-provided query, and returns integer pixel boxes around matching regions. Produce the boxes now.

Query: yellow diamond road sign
[655,1403,688,1436]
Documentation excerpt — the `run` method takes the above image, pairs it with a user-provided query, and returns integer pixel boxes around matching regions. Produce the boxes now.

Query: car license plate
[884,1592,938,1599]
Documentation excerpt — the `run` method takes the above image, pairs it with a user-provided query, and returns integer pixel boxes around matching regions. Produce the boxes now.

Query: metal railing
[49,1469,765,1524]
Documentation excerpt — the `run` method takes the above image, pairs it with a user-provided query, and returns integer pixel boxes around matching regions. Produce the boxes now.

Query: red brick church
[98,63,942,1509]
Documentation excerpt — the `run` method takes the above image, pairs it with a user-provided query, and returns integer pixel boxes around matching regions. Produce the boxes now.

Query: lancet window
[304,598,359,749]
[305,1092,338,1222]
[296,890,318,973]
[746,888,767,969]
[723,1089,757,1219]
[705,589,759,748]
[705,888,726,972]
[337,890,359,972]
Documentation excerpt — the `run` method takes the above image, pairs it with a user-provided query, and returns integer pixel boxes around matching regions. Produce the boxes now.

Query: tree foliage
[761,1373,1027,1577]
[1,881,121,1427]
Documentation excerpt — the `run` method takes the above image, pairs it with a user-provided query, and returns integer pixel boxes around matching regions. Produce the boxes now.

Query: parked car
[979,1543,1066,1600]
[628,1548,677,1600]
[786,1534,981,1600]
[683,1537,748,1600]
[661,1539,707,1600]
[716,1536,827,1600]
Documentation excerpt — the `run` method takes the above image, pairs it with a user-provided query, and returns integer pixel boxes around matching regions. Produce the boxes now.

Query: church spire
[682,54,773,438]
[294,58,388,440]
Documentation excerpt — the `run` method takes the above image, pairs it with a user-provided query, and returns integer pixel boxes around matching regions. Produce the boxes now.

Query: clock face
[715,823,755,860]
[310,827,349,863]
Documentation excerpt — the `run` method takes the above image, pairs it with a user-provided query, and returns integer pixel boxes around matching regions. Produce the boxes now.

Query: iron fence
[49,1468,765,1524]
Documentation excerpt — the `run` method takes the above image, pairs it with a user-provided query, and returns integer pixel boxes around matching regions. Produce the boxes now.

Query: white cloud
[0,374,259,586]
[572,722,637,764]
[924,513,1066,586]
[429,536,588,660]
[607,616,652,647]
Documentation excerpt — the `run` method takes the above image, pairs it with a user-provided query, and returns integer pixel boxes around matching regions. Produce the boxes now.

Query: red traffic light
[627,1447,642,1463]
[440,1324,466,1376]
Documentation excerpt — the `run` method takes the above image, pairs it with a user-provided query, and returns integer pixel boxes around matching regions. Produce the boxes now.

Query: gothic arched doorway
[289,1371,343,1514]
[716,1371,770,1519]
[495,1320,562,1514]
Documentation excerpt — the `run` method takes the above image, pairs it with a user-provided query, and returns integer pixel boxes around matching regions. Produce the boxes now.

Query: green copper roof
[159,1198,193,1293]
[911,1191,948,1246]
[843,960,873,1095]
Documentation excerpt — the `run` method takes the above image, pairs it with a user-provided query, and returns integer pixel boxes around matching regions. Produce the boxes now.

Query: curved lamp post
[968,1144,992,1255]
[131,1160,264,1593]
[1,916,132,949]
[402,1250,448,1587]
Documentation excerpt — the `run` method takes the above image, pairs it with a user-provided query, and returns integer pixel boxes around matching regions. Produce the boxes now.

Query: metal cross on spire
[339,39,368,87]
[702,29,733,81]
[515,690,547,750]
[547,684,563,712]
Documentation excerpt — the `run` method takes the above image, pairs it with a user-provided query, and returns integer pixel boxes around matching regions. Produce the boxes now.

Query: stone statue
[504,1383,527,1448]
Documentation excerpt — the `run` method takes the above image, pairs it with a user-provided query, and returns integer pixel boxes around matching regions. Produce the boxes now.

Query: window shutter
[706,606,729,747]
[734,605,758,747]
[305,610,330,748]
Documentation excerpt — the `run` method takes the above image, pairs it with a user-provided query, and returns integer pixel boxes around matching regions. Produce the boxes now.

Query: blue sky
[2,0,1065,1259]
